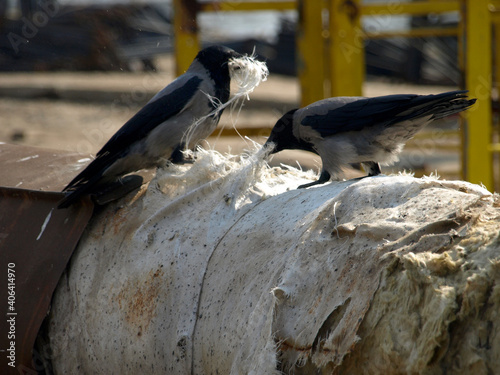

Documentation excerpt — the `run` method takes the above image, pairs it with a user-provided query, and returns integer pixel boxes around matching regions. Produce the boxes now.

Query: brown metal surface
[0,142,155,193]
[0,143,89,191]
[0,143,95,373]
[0,143,155,373]
[0,188,93,374]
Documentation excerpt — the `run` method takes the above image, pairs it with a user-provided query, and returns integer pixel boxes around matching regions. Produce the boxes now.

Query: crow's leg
[361,161,381,176]
[170,144,195,164]
[298,170,331,189]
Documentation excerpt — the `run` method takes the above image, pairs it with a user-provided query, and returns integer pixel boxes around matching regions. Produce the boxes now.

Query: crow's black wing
[97,75,203,158]
[63,75,203,192]
[300,91,470,138]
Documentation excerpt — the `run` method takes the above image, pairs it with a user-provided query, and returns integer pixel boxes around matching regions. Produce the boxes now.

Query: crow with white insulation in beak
[264,90,476,189]
[58,45,268,208]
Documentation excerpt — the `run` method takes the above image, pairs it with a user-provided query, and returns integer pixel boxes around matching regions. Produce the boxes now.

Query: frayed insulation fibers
[45,150,500,375]
[183,53,268,148]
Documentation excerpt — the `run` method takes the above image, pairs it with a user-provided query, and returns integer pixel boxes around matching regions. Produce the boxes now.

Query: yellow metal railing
[361,1,459,16]
[172,0,199,76]
[296,0,327,105]
[462,0,493,190]
[172,1,296,75]
[172,0,498,191]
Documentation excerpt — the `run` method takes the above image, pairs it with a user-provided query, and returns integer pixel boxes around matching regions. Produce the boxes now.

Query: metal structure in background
[173,0,499,191]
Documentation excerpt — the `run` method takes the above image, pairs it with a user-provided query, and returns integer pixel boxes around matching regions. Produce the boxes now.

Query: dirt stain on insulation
[116,267,164,334]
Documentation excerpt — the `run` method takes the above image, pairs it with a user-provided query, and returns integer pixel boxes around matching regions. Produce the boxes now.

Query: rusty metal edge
[0,187,93,374]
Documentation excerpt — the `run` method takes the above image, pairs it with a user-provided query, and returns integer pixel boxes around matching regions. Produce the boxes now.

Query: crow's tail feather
[430,91,476,120]
[57,175,102,209]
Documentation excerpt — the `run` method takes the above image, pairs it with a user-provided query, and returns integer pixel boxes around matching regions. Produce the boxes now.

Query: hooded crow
[59,45,251,208]
[264,90,476,188]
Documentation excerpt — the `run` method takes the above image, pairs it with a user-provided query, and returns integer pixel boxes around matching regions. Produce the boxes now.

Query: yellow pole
[329,0,364,97]
[296,0,327,106]
[173,0,200,76]
[462,0,493,190]
[495,23,500,109]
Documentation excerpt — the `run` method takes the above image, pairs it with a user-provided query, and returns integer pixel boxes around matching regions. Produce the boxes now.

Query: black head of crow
[266,109,316,154]
[264,90,476,189]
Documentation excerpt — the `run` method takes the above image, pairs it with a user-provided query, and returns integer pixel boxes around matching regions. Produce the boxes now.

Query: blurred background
[0,0,498,189]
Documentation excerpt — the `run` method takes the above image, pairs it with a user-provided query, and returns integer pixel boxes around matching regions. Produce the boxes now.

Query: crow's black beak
[228,49,245,60]
[234,51,245,59]
[262,139,278,156]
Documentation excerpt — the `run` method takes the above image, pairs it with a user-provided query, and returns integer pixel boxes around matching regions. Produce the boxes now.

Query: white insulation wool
[47,150,500,374]
[183,53,268,147]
